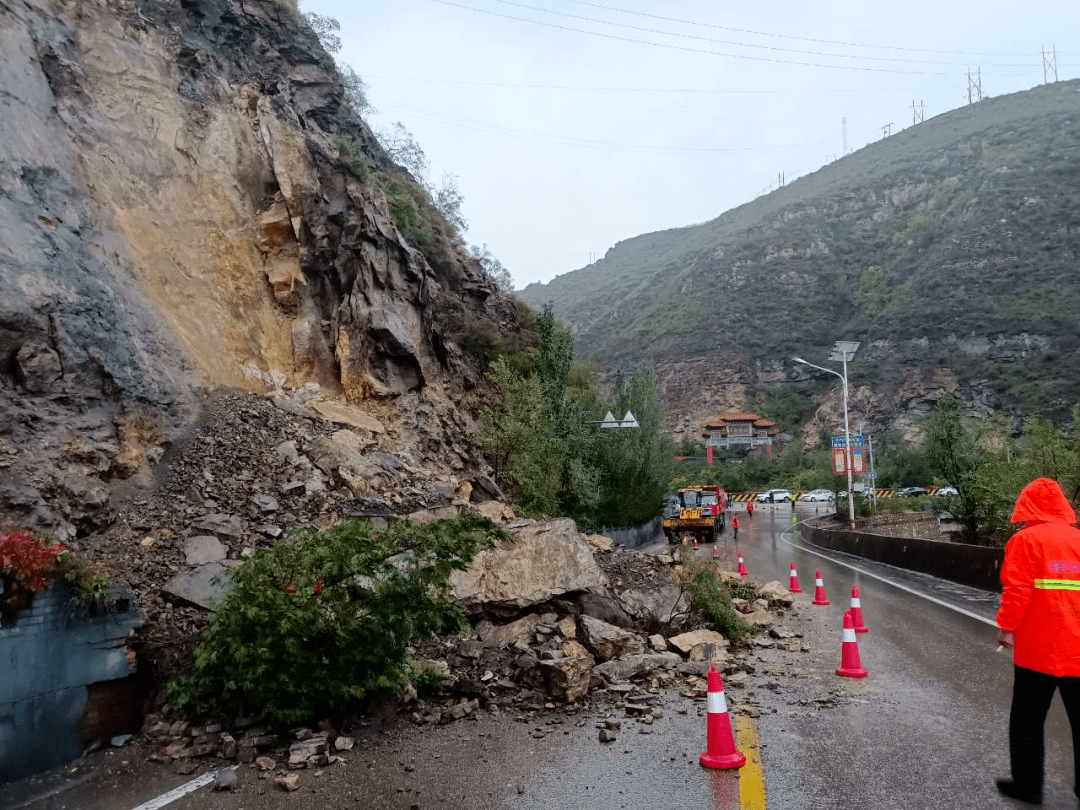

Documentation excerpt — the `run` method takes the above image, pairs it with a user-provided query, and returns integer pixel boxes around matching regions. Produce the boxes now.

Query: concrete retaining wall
[800,519,1004,592]
[0,583,143,783]
[598,517,663,549]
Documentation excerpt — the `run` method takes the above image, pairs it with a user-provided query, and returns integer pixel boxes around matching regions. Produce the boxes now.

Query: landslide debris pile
[135,523,805,775]
[72,388,494,684]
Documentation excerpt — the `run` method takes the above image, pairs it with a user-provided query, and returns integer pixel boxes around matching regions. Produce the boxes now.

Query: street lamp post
[793,342,861,529]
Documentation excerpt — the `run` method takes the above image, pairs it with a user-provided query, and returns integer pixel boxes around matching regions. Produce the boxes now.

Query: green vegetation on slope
[519,80,1080,421]
[168,512,507,725]
[474,305,673,527]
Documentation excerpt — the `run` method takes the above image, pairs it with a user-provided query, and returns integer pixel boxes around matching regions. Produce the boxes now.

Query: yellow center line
[736,714,768,810]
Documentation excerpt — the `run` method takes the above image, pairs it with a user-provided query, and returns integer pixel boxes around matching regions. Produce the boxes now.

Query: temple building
[701,411,779,459]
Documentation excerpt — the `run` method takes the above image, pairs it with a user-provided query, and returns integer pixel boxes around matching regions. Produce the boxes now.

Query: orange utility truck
[663,485,728,544]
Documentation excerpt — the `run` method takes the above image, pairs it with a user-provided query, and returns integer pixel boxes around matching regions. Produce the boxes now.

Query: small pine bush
[167,512,507,725]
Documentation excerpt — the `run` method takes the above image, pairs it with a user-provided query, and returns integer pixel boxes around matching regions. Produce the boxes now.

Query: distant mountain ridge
[519,80,1080,443]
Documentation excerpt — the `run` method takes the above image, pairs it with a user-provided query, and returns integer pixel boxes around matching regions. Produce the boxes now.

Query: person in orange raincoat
[746,501,753,518]
[732,514,739,541]
[996,477,1080,804]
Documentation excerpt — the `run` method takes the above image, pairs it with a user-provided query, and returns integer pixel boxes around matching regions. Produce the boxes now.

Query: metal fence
[593,516,663,549]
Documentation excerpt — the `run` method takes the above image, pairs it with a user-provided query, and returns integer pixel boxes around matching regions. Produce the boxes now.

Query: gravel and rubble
[14,386,817,787]
[60,388,497,689]
[121,548,807,778]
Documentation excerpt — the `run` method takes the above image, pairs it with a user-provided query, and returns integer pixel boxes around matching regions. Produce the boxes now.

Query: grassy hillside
[520,80,1080,421]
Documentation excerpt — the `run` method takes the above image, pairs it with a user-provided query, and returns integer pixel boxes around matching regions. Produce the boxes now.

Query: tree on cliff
[923,399,1080,545]
[469,243,514,290]
[474,305,668,526]
[300,11,341,53]
[922,394,985,542]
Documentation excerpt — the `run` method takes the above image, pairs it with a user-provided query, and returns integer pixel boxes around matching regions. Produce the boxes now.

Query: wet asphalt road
[734,502,1077,810]
[6,503,1079,809]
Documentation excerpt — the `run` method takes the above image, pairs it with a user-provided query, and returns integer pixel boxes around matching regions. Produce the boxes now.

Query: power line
[489,0,1034,67]
[562,0,1035,58]
[364,75,929,95]
[426,0,966,75]
[380,100,836,154]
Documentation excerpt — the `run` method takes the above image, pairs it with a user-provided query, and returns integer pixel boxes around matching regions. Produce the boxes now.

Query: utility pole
[1042,46,1059,83]
[881,123,893,139]
[967,67,983,104]
[868,434,877,514]
[842,117,848,155]
[912,99,924,125]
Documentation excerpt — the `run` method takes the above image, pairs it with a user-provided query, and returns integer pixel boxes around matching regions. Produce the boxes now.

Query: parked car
[757,488,792,503]
[896,486,928,498]
[801,489,834,502]
[936,486,958,497]
[837,489,874,500]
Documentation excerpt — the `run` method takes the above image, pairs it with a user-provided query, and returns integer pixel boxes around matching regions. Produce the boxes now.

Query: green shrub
[682,559,753,643]
[412,663,449,696]
[334,135,370,181]
[875,496,922,514]
[726,582,759,602]
[167,512,508,725]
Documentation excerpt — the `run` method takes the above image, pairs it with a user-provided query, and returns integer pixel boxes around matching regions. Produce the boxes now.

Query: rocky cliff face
[521,81,1080,444]
[1,0,521,537]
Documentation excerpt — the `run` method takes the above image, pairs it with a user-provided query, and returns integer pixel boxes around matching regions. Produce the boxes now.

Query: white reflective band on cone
[791,568,798,577]
[708,691,728,714]
[852,598,861,607]
[815,578,824,586]
[843,629,857,642]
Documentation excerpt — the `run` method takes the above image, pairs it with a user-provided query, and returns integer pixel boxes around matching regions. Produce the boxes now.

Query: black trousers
[1009,664,1080,796]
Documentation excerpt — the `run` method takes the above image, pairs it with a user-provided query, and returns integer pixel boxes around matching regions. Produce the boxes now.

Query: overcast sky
[303,0,1078,289]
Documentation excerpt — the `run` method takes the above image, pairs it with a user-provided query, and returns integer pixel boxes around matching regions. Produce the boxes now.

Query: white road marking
[779,524,998,628]
[129,772,214,810]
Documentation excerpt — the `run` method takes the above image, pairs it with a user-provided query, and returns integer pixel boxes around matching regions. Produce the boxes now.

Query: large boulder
[757,580,796,606]
[449,519,608,615]
[536,656,594,703]
[579,615,646,661]
[667,629,730,656]
[475,615,544,649]
[617,583,690,626]
[593,652,681,683]
[575,591,635,629]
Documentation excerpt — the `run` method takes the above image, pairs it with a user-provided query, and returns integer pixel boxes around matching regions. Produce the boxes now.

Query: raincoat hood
[1010,477,1077,525]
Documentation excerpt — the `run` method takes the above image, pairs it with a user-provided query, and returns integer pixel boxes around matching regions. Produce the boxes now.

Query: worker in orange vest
[746,501,754,518]
[732,514,739,540]
[996,478,1080,804]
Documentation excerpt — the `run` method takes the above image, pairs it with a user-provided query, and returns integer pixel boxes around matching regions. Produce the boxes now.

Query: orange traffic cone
[850,586,869,633]
[737,550,748,577]
[836,610,868,678]
[812,569,830,605]
[788,562,803,593]
[699,663,746,769]
[693,537,699,550]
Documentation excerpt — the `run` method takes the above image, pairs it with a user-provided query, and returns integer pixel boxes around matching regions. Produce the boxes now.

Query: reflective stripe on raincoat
[997,477,1080,676]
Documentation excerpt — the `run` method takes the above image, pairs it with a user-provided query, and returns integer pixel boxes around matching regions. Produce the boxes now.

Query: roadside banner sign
[707,445,713,465]
[832,447,847,475]
[831,435,866,448]
[850,447,867,475]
